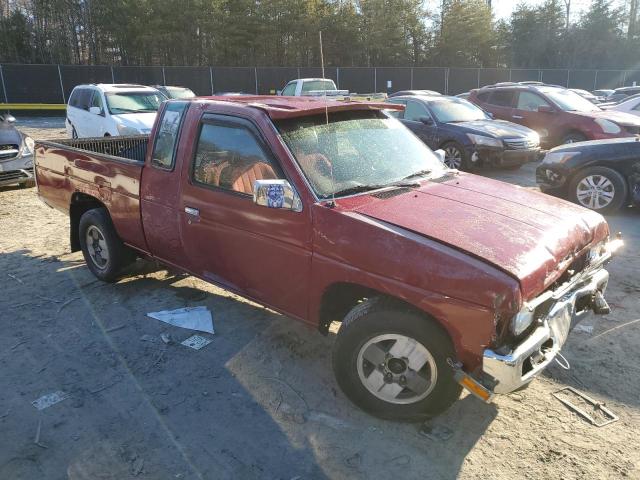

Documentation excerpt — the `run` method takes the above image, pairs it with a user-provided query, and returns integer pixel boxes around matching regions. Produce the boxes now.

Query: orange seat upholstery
[231,162,277,194]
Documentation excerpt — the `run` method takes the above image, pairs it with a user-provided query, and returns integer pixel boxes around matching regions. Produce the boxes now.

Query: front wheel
[332,298,462,421]
[441,142,469,171]
[568,166,628,213]
[79,208,135,282]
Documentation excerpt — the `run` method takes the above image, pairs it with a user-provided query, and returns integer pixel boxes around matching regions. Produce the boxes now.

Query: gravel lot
[1,118,639,479]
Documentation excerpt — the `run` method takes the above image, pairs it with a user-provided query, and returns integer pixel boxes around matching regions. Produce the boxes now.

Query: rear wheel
[79,208,135,282]
[332,298,462,421]
[569,166,627,213]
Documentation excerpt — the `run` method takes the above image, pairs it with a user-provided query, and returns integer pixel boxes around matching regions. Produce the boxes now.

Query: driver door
[178,114,312,320]
[402,100,437,148]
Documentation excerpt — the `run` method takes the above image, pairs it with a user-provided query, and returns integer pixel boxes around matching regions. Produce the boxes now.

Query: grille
[503,138,539,150]
[0,144,19,160]
[0,169,30,181]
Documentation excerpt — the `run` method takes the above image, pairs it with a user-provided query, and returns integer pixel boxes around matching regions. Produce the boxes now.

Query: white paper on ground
[32,391,69,410]
[146,306,214,334]
[181,334,212,350]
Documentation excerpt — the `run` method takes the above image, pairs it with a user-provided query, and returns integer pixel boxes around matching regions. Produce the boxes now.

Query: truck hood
[341,173,608,300]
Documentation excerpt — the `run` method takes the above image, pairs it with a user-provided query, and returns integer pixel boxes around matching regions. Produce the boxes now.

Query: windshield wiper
[331,180,422,198]
[397,169,432,182]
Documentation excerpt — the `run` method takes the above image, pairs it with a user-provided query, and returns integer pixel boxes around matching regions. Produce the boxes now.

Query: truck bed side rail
[43,135,149,163]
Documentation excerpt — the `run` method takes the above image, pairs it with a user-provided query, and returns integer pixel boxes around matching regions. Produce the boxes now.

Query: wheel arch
[317,281,447,337]
[69,192,109,252]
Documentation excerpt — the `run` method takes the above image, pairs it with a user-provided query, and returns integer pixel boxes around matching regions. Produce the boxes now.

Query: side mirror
[538,105,554,113]
[3,114,16,123]
[433,149,446,164]
[89,106,102,115]
[253,179,302,212]
[420,116,434,125]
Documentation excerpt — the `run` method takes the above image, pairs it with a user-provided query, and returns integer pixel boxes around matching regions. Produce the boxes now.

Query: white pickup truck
[279,78,349,97]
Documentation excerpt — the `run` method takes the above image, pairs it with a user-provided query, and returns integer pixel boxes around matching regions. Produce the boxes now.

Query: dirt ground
[1,118,639,480]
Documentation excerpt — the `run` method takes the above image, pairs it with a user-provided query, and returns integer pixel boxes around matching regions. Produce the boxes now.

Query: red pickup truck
[35,96,620,421]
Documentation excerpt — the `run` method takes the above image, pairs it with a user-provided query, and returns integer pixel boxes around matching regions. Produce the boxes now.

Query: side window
[79,89,93,110]
[282,82,296,96]
[488,90,514,107]
[192,121,281,195]
[151,102,188,169]
[68,89,79,107]
[516,91,551,112]
[385,99,405,118]
[476,91,491,103]
[404,100,430,122]
[90,91,103,112]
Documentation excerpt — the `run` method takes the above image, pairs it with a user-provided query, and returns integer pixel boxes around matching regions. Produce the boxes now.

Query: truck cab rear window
[151,102,188,169]
[192,122,279,195]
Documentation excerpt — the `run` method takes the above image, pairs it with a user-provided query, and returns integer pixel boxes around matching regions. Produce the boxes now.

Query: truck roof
[194,95,401,120]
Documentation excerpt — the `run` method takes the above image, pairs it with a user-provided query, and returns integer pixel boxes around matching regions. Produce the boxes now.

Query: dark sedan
[537,137,640,213]
[386,95,540,170]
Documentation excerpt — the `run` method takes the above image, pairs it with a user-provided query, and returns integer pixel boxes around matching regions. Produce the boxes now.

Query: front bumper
[0,154,34,187]
[482,267,609,394]
[474,146,540,167]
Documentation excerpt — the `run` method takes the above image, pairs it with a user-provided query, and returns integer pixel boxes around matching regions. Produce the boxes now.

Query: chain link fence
[0,64,638,106]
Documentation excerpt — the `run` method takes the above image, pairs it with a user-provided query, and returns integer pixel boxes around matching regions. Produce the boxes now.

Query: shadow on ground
[0,249,501,479]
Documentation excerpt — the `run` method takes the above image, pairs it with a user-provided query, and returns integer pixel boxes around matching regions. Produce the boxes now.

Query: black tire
[332,298,462,422]
[441,141,470,171]
[568,166,627,213]
[560,132,587,145]
[78,207,135,282]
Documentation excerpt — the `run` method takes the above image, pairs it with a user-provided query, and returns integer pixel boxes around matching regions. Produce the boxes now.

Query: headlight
[116,123,140,135]
[512,307,535,336]
[528,131,540,145]
[594,118,621,134]
[542,151,580,164]
[21,136,34,156]
[466,133,503,148]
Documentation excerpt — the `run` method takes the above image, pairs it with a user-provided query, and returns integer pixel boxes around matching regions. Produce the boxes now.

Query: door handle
[512,115,524,119]
[184,206,199,217]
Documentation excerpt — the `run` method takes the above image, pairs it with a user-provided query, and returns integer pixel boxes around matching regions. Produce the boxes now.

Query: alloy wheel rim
[444,146,462,169]
[576,175,615,210]
[86,225,109,269]
[356,334,437,405]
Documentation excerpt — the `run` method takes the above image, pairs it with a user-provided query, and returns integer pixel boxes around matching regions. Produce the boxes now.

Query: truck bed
[35,135,150,252]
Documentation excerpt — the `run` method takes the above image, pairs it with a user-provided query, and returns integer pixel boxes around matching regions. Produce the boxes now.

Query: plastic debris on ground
[146,306,214,334]
[574,324,594,334]
[181,335,212,350]
[32,391,69,410]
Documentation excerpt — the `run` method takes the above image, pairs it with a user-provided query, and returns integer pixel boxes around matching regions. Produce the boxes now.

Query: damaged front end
[455,235,623,400]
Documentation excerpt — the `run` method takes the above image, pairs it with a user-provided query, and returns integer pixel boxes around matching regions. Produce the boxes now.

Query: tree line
[0,0,638,70]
